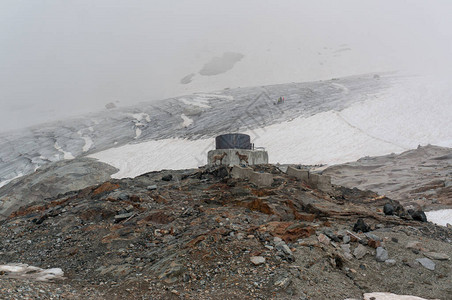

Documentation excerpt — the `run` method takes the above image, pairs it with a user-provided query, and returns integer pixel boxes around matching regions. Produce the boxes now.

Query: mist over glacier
[1,0,452,131]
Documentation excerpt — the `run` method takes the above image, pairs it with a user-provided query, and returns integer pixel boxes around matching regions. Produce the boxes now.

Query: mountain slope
[0,73,391,185]
[1,165,450,299]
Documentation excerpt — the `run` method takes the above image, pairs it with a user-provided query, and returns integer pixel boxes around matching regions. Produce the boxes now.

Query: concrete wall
[286,166,333,193]
[231,165,273,187]
[208,149,268,166]
[286,166,309,181]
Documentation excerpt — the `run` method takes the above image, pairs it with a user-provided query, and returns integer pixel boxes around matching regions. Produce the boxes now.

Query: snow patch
[82,136,94,152]
[181,114,194,127]
[77,130,94,152]
[0,264,65,282]
[135,128,142,139]
[362,292,431,300]
[425,209,452,227]
[179,93,233,109]
[179,97,211,109]
[131,112,151,122]
[247,110,405,165]
[195,93,234,101]
[129,112,150,139]
[0,173,24,189]
[54,142,74,160]
[89,138,213,179]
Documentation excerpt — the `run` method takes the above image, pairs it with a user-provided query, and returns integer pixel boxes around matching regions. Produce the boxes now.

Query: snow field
[89,138,213,179]
[424,209,452,227]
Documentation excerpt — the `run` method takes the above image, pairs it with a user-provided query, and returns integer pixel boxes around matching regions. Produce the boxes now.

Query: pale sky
[1,0,451,131]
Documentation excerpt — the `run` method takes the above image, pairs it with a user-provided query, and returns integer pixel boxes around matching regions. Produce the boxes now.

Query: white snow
[181,114,194,127]
[82,136,94,152]
[360,292,431,300]
[77,130,94,152]
[131,112,151,122]
[179,93,233,109]
[129,112,150,139]
[0,173,23,189]
[331,82,349,94]
[179,97,211,108]
[247,110,406,166]
[425,209,452,227]
[339,77,452,149]
[89,138,213,179]
[195,93,234,101]
[89,110,405,179]
[0,263,64,282]
[54,142,75,160]
[135,128,142,139]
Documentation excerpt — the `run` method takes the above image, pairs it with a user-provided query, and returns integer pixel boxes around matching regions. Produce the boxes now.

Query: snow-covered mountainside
[0,73,390,185]
[1,73,451,188]
[88,74,452,179]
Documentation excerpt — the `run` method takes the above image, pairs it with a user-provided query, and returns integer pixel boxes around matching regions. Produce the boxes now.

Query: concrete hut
[207,133,268,166]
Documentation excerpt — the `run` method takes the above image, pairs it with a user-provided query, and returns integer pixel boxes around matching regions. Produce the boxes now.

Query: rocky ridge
[323,145,452,211]
[0,165,450,299]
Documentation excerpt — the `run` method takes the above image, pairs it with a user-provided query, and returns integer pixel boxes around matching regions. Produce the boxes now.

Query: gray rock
[114,212,134,222]
[118,193,129,200]
[273,237,282,243]
[274,276,291,289]
[0,158,118,220]
[353,218,370,233]
[317,233,331,245]
[275,241,295,262]
[416,258,435,270]
[423,252,450,261]
[275,242,293,256]
[147,185,157,191]
[280,244,293,256]
[161,174,173,181]
[323,229,341,242]
[341,244,353,259]
[385,259,396,266]
[157,261,186,283]
[341,244,351,254]
[250,256,266,266]
[408,209,427,222]
[376,247,388,262]
[383,203,394,215]
[343,235,351,244]
[364,232,381,241]
[353,244,368,259]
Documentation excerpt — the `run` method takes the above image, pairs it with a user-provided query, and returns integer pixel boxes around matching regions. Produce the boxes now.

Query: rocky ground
[0,165,450,299]
[0,158,118,219]
[323,145,452,211]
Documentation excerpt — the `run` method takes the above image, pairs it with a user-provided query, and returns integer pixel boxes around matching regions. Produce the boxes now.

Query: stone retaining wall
[231,165,273,187]
[286,166,333,192]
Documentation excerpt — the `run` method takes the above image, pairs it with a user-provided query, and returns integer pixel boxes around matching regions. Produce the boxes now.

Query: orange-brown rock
[93,182,120,195]
[259,221,316,242]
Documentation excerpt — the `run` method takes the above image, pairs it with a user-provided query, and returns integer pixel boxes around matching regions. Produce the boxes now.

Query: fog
[1,0,451,131]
